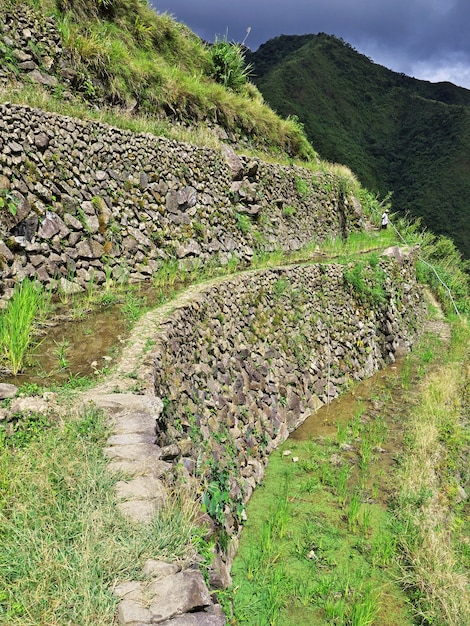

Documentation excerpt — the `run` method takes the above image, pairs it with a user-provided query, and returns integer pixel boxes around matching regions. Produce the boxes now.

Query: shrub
[209,37,252,93]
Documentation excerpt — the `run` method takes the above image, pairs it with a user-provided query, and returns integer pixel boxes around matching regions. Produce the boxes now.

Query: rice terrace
[0,1,469,625]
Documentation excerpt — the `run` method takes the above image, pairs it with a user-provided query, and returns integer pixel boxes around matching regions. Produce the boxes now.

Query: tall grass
[0,278,50,375]
[0,404,204,624]
[394,318,470,625]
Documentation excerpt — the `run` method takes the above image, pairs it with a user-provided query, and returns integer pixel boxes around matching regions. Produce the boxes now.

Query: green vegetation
[247,33,470,257]
[343,255,387,307]
[0,403,206,624]
[223,321,470,625]
[209,37,253,92]
[394,319,470,625]
[0,0,315,160]
[0,279,50,375]
[0,189,18,216]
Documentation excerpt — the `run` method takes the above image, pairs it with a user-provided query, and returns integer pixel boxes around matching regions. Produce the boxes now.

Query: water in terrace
[0,282,171,387]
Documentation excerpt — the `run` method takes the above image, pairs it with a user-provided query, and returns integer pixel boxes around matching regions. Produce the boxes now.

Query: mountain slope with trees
[247,34,470,258]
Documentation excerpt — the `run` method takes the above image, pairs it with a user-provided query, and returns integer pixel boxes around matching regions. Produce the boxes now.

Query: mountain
[247,34,470,258]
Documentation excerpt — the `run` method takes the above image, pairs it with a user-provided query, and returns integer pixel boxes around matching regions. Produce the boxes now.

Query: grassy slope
[247,34,470,257]
[0,0,314,160]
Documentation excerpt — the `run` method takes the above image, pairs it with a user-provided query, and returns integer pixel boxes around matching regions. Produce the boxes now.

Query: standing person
[381,210,389,230]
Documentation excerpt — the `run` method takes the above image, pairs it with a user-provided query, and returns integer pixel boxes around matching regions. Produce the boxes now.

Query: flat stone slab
[85,393,163,416]
[118,598,151,625]
[103,443,162,462]
[107,458,171,478]
[113,581,145,601]
[115,475,167,501]
[142,560,181,579]
[112,413,157,435]
[148,570,212,622]
[157,612,226,626]
[107,432,157,446]
[0,383,18,399]
[118,499,159,523]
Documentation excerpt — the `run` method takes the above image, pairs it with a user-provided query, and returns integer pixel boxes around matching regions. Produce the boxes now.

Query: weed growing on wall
[343,256,387,307]
[0,188,18,216]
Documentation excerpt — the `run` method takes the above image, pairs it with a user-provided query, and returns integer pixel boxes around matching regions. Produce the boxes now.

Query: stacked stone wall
[0,101,360,302]
[151,250,425,561]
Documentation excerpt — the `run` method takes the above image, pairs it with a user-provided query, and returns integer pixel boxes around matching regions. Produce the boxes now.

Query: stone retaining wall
[0,100,361,302]
[151,247,425,571]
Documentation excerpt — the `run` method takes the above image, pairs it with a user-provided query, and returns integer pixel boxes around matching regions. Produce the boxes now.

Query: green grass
[0,279,51,375]
[393,318,470,625]
[0,404,205,625]
[225,427,413,625]
[223,318,470,626]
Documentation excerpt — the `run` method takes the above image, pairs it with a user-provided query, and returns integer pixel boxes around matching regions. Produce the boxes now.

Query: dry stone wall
[0,101,361,302]
[152,248,425,565]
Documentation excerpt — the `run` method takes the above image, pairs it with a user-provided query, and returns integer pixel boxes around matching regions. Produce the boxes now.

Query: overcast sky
[149,0,470,89]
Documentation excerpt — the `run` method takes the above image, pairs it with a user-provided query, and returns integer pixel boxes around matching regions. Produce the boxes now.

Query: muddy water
[290,360,403,441]
[1,282,174,387]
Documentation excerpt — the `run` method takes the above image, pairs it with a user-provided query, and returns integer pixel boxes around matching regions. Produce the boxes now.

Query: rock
[142,560,181,578]
[38,212,68,239]
[160,443,181,460]
[113,581,145,600]
[157,610,226,625]
[58,277,83,295]
[27,69,58,86]
[76,239,104,259]
[34,132,50,150]
[0,383,18,400]
[177,186,197,210]
[13,49,32,62]
[115,475,167,502]
[9,397,53,414]
[221,144,243,181]
[148,570,212,622]
[117,499,159,523]
[208,551,232,589]
[0,174,10,191]
[176,240,201,258]
[8,141,23,154]
[12,213,38,241]
[117,598,151,625]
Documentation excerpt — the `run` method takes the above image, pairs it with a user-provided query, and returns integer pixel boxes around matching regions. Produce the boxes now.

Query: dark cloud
[150,0,470,88]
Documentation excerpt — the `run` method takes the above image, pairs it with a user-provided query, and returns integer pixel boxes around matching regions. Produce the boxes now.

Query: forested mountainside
[247,34,470,258]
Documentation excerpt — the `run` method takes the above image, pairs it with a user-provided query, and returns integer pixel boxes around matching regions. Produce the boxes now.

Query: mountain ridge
[246,33,470,257]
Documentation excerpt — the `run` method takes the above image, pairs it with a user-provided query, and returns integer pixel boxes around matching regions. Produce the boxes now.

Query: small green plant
[53,338,70,370]
[274,278,289,297]
[0,188,18,216]
[121,290,146,322]
[282,205,296,218]
[347,492,361,532]
[235,212,251,233]
[344,258,387,307]
[294,175,310,198]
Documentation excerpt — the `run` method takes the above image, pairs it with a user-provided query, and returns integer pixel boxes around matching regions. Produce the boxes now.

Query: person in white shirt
[381,210,389,229]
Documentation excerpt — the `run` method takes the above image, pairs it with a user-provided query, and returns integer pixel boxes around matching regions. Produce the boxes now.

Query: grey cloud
[150,0,470,88]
